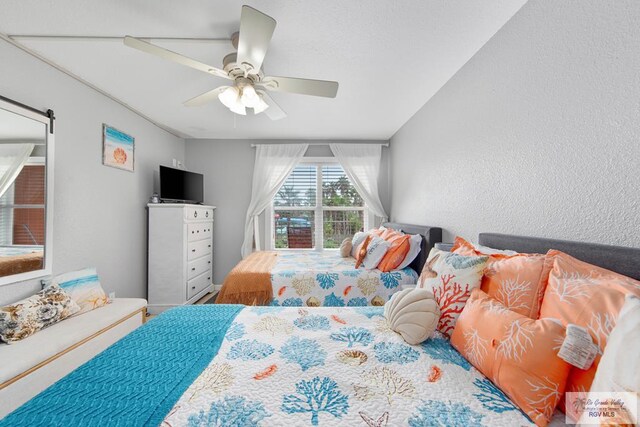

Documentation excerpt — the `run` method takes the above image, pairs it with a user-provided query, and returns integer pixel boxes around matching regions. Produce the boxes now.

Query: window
[270,161,367,250]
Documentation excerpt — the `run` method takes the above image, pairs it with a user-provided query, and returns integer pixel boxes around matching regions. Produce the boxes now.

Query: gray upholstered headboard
[381,222,442,274]
[438,233,640,281]
[478,233,640,281]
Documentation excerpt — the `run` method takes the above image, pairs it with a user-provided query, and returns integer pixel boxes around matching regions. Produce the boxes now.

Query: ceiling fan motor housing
[223,52,264,84]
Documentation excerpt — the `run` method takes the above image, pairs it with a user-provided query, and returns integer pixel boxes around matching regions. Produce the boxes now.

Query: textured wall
[185,140,390,284]
[0,41,185,305]
[390,0,640,248]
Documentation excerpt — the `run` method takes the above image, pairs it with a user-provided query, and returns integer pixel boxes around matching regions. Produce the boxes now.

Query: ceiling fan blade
[124,36,230,80]
[236,6,276,73]
[261,76,339,98]
[184,86,228,107]
[259,92,287,120]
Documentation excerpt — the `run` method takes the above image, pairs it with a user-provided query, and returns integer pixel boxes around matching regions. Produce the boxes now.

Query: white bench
[0,298,147,418]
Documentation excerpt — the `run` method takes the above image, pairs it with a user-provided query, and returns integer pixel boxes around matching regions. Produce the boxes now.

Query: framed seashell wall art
[102,124,134,172]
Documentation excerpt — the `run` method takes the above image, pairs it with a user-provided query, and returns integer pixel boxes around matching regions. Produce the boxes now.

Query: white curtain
[0,143,35,199]
[329,143,388,220]
[241,144,309,258]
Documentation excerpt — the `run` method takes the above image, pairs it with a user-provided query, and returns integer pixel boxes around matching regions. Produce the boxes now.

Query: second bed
[216,223,442,307]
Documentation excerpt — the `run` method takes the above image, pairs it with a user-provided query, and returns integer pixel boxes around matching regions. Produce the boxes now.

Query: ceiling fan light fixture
[240,84,261,108]
[229,102,247,115]
[253,94,270,114]
[218,86,247,115]
[218,86,240,109]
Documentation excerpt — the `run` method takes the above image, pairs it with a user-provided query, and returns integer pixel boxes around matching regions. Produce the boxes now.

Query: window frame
[266,157,373,251]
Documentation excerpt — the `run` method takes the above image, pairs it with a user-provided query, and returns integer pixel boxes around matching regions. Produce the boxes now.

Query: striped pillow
[51,268,110,314]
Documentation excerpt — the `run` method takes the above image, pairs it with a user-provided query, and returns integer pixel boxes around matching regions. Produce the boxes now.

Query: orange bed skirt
[215,251,279,305]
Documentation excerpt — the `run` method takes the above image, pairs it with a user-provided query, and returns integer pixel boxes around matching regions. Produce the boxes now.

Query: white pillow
[588,294,640,393]
[417,248,488,336]
[395,234,422,270]
[351,231,369,257]
[360,235,390,270]
[579,294,640,426]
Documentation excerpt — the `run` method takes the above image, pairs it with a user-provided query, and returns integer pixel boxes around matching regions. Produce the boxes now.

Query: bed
[3,233,637,426]
[1,305,535,426]
[216,223,442,306]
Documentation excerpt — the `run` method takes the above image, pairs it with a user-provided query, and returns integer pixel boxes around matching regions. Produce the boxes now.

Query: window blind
[274,164,316,207]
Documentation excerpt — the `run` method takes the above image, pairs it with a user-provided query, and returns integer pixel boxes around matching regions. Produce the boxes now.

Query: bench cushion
[0,298,146,385]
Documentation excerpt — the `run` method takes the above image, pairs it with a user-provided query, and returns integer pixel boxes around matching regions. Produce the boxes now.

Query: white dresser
[147,203,215,314]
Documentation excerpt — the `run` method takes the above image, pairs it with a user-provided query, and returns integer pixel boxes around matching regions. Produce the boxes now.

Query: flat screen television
[159,165,204,204]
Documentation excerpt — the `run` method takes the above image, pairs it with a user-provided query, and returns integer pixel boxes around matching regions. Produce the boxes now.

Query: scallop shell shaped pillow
[384,288,440,345]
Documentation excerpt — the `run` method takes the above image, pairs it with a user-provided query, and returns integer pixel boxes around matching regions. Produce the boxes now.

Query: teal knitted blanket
[0,304,243,427]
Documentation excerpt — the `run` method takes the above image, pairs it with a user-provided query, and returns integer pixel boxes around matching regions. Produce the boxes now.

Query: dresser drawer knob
[208,261,211,264]
[208,244,211,248]
[192,249,196,253]
[192,286,196,290]
[205,211,209,218]
[194,211,198,218]
[191,267,196,271]
[207,277,211,281]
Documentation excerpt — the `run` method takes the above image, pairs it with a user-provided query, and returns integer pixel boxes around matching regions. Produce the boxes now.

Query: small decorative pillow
[417,247,488,336]
[451,289,571,426]
[538,250,640,406]
[339,238,352,258]
[51,267,110,315]
[360,235,391,270]
[0,284,80,343]
[384,288,440,345]
[452,236,552,318]
[394,233,423,270]
[351,231,369,258]
[355,235,372,269]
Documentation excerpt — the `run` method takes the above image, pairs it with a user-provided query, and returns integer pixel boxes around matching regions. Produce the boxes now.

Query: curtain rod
[251,142,389,147]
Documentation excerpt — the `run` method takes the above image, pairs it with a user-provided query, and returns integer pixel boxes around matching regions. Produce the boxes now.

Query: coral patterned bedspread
[271,251,419,307]
[163,306,534,426]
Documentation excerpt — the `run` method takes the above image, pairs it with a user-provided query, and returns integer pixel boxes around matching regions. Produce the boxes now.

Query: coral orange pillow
[451,289,571,426]
[377,232,411,272]
[452,236,552,318]
[538,250,640,407]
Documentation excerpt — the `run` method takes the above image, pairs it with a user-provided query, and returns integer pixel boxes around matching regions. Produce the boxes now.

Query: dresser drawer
[185,207,214,221]
[187,255,212,280]
[187,239,212,260]
[188,223,212,242]
[187,271,211,300]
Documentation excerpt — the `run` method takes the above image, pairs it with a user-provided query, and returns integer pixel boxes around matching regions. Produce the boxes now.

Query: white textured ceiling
[0,1,526,139]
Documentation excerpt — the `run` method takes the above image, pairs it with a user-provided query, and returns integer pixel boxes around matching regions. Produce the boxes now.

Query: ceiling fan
[124,5,339,120]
